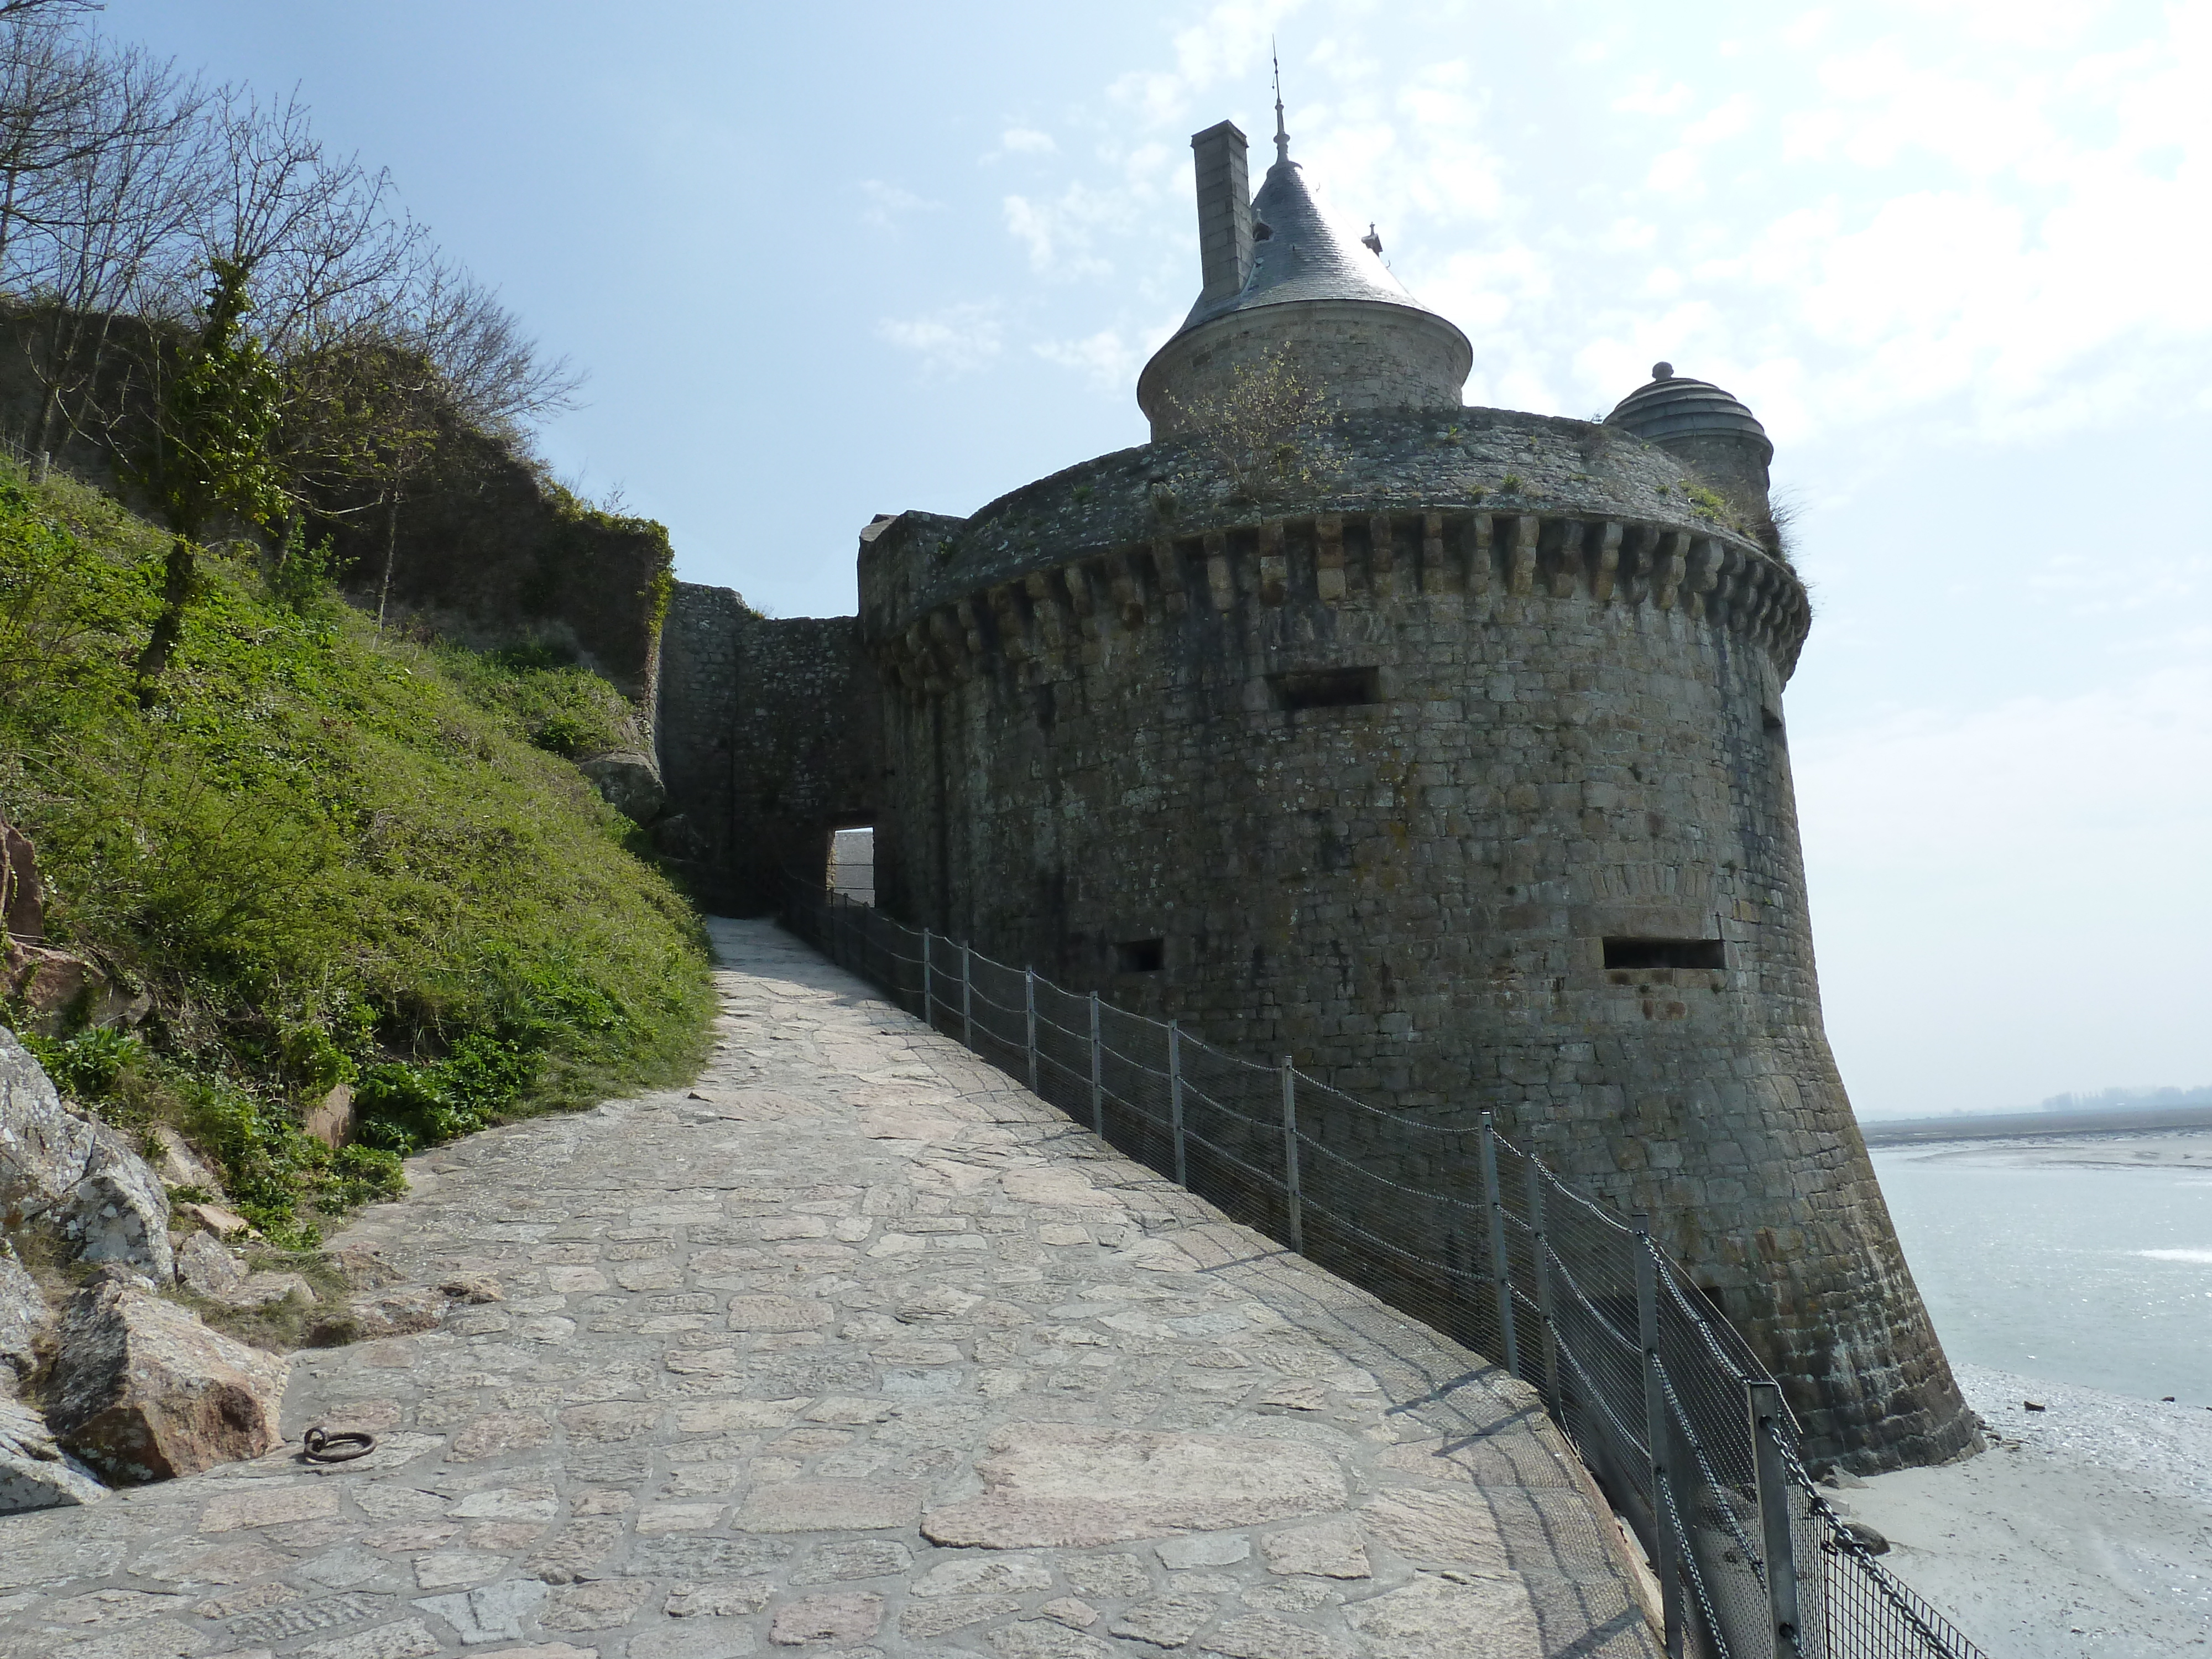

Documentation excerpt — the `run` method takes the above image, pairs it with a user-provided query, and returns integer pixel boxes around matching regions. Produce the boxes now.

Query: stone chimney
[1190,121,1253,304]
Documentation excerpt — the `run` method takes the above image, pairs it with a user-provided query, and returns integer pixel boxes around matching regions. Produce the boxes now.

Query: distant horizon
[1859,1083,2212,1123]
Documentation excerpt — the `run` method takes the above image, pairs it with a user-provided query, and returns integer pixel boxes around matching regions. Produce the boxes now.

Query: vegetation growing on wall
[1166,346,1338,503]
[1,461,713,1245]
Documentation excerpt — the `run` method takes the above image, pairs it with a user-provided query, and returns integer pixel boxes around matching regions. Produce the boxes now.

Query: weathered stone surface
[576,752,666,826]
[899,1592,1025,1637]
[175,1233,247,1300]
[1,1026,173,1280]
[1259,1521,1370,1579]
[2,1020,84,1216]
[0,1245,49,1387]
[1358,1489,1512,1575]
[0,1394,107,1511]
[765,1591,880,1645]
[45,1278,289,1481]
[2,943,150,1034]
[1156,1533,1250,1569]
[1,816,40,940]
[922,1425,1346,1547]
[1201,1613,1349,1658]
[1341,1573,1542,1658]
[150,1126,220,1191]
[910,1554,1053,1597]
[734,1480,921,1533]
[304,1084,357,1150]
[67,1126,175,1281]
[177,1200,253,1241]
[1110,1592,1213,1647]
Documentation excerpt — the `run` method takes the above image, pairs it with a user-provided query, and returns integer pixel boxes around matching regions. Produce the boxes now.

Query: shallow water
[1870,1129,2212,1407]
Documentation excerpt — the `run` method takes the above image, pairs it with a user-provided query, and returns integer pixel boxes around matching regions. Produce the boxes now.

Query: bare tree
[0,8,586,654]
[9,40,208,461]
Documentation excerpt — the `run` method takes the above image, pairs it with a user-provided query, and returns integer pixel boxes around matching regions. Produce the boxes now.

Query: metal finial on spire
[1272,40,1289,164]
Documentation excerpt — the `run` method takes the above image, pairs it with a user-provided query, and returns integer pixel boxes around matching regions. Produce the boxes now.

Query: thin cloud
[875,303,1004,375]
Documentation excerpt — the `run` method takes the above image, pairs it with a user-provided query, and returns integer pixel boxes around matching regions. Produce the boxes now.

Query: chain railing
[785,885,1991,1659]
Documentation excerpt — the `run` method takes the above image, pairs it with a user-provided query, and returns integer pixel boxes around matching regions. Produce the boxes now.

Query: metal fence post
[1636,1215,1686,1659]
[1088,992,1104,1137]
[1024,968,1039,1094]
[921,930,933,1027]
[961,943,973,1050]
[1280,1056,1303,1255]
[1748,1380,1804,1659]
[1526,1159,1561,1416]
[1167,1020,1188,1188]
[1479,1114,1520,1381]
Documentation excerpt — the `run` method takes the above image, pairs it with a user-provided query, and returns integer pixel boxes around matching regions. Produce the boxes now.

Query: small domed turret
[1607,363,1775,539]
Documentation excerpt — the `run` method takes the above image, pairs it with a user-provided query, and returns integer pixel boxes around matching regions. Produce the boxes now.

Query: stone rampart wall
[657,583,879,915]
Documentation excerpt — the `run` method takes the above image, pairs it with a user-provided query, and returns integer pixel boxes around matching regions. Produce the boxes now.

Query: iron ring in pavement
[301,1425,377,1463]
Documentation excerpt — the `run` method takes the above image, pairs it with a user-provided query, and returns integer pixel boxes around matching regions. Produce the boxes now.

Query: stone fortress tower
[656,101,1975,1471]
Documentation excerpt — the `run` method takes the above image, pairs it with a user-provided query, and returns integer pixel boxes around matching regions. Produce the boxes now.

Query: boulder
[174,1232,247,1300]
[67,1119,175,1281]
[303,1081,355,1149]
[2,943,149,1034]
[576,750,667,825]
[0,1396,106,1512]
[178,1233,310,1310]
[1,1247,51,1390]
[2,1024,173,1280]
[1,1019,79,1221]
[150,1125,220,1191]
[309,1286,445,1344]
[177,1199,254,1241]
[45,1275,290,1483]
[651,813,710,861]
[333,1244,404,1288]
[1,817,39,941]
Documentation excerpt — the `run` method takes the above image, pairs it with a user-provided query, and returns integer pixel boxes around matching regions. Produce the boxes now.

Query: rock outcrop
[302,1081,355,1148]
[1,943,151,1034]
[0,1024,174,1281]
[0,1395,105,1511]
[45,1272,289,1483]
[0,1246,48,1389]
[150,1124,220,1190]
[0,816,38,940]
[577,750,667,824]
[175,1232,314,1309]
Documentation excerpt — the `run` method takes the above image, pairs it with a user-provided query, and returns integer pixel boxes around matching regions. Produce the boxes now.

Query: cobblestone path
[1,920,1657,1659]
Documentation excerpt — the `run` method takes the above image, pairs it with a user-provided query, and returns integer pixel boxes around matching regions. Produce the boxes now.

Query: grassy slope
[0,463,713,1244]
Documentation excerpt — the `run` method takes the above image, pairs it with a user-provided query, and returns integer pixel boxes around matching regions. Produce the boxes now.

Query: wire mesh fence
[785,885,1991,1659]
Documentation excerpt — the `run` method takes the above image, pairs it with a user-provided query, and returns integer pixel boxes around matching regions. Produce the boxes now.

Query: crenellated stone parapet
[871,507,1809,695]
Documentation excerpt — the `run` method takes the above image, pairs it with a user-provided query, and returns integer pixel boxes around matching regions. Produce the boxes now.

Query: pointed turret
[1138,106,1471,441]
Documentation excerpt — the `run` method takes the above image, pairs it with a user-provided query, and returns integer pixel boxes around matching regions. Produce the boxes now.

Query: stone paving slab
[0,919,1658,1659]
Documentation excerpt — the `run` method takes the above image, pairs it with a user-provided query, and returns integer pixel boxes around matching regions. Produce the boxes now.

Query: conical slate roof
[1175,157,1433,336]
[1605,364,1772,461]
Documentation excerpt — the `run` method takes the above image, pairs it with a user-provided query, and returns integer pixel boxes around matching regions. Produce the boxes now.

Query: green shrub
[0,461,713,1236]
[22,1027,144,1100]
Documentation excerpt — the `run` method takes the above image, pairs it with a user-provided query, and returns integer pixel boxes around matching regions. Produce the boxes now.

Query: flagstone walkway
[0,919,1657,1659]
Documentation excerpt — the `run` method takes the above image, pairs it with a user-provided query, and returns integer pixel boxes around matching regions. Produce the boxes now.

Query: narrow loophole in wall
[1603,937,1725,971]
[828,827,875,907]
[1270,665,1381,711]
[1115,937,1165,973]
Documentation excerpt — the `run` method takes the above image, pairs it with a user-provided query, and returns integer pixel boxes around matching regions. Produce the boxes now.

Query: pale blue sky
[103,0,2212,1118]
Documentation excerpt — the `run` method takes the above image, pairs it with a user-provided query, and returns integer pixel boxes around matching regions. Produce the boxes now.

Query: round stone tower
[857,117,1973,1471]
[1138,113,1471,438]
